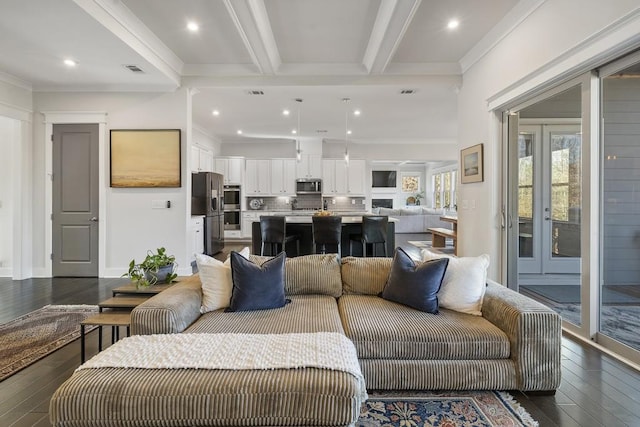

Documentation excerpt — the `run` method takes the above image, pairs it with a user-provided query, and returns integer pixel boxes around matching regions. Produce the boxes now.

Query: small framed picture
[460,143,484,184]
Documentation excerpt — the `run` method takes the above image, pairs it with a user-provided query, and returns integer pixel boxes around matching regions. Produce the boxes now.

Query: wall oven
[223,185,241,210]
[223,185,241,230]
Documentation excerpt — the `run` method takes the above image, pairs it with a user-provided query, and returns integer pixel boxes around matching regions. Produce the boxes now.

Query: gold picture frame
[110,129,181,188]
[460,143,484,184]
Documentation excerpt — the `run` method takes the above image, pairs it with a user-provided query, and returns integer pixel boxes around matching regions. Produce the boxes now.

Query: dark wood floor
[2,252,640,426]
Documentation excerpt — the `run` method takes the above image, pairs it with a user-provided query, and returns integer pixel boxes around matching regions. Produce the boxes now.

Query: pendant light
[295,98,303,162]
[343,98,350,165]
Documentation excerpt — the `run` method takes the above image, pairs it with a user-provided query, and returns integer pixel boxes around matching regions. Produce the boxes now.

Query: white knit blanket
[78,332,366,396]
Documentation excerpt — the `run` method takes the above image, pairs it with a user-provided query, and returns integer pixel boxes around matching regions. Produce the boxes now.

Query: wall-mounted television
[372,171,397,188]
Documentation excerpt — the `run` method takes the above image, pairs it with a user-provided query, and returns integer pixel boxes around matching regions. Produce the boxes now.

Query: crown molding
[0,70,32,91]
[487,7,640,110]
[460,0,547,73]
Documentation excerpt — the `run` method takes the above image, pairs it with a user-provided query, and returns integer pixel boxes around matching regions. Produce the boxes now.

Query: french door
[518,123,582,275]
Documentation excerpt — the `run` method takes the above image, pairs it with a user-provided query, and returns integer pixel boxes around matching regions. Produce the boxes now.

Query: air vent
[400,89,415,94]
[124,65,144,73]
[316,130,328,134]
[247,90,264,95]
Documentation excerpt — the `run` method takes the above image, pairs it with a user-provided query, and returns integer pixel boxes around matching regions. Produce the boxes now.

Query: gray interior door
[52,124,99,277]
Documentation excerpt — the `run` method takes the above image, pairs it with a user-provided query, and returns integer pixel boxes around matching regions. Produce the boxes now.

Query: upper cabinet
[346,159,366,195]
[296,154,322,179]
[322,159,366,196]
[214,157,243,184]
[245,159,271,195]
[191,146,214,173]
[271,159,296,195]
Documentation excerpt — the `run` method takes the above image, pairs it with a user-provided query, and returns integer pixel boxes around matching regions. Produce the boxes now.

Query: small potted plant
[414,191,425,206]
[123,247,178,288]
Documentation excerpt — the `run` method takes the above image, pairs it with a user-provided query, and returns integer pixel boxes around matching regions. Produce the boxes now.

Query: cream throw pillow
[421,249,490,316]
[195,247,250,313]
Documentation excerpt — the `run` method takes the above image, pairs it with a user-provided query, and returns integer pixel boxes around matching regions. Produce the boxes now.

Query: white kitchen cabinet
[322,159,365,195]
[242,212,259,238]
[214,157,244,184]
[296,154,322,179]
[190,216,204,261]
[322,159,348,194]
[245,159,271,195]
[346,159,366,195]
[271,159,296,195]
[191,146,214,173]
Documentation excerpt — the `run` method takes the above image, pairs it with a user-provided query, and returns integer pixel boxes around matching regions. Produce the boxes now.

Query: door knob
[89,217,98,222]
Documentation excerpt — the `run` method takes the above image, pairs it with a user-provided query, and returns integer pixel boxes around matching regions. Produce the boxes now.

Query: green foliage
[122,247,177,287]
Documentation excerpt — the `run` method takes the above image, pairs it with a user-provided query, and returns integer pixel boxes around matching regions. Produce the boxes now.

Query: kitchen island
[251,215,397,257]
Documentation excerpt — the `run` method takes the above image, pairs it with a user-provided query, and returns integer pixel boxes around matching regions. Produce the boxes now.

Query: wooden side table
[80,312,132,363]
[111,282,174,296]
[98,295,150,311]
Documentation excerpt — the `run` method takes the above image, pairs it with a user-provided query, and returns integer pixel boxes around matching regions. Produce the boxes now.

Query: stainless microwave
[296,179,322,194]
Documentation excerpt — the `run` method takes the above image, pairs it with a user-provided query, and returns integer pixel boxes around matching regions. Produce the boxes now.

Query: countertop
[254,215,398,224]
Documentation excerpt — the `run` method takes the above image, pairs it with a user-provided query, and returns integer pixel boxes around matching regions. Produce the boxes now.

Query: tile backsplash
[245,196,366,212]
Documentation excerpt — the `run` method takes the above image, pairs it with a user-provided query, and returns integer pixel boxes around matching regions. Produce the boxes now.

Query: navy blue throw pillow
[227,251,287,312]
[381,247,449,314]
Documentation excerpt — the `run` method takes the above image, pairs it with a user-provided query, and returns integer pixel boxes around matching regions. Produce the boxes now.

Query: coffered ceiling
[0,0,533,144]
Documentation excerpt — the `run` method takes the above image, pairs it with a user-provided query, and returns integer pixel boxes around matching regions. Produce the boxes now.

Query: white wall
[220,140,295,158]
[0,116,14,275]
[193,126,221,155]
[33,90,191,277]
[457,0,640,280]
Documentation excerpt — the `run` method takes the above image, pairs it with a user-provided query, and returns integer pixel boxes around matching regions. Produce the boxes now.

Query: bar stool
[312,216,342,256]
[349,215,388,257]
[260,216,300,256]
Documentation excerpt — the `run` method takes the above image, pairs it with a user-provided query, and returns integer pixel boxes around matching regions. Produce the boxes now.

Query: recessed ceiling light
[353,110,361,116]
[212,110,220,116]
[63,59,77,67]
[187,21,199,32]
[347,130,352,135]
[237,130,243,135]
[291,129,297,134]
[447,19,459,30]
[282,109,290,116]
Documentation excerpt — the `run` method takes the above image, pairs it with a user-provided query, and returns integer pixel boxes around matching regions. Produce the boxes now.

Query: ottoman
[50,333,367,427]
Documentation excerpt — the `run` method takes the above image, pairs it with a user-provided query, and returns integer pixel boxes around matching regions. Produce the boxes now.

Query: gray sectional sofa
[51,254,561,427]
[131,254,561,392]
[373,207,452,234]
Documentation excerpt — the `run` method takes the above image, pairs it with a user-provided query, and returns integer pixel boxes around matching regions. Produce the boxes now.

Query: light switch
[152,200,170,209]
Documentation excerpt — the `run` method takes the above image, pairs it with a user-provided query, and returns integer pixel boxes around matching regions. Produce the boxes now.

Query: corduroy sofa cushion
[249,254,342,297]
[338,294,510,360]
[340,256,393,295]
[186,294,345,334]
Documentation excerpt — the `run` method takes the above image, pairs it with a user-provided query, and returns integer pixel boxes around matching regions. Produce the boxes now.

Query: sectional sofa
[373,207,452,234]
[51,253,561,427]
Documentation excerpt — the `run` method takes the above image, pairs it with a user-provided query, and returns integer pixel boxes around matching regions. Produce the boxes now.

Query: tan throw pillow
[421,249,490,316]
[195,247,250,313]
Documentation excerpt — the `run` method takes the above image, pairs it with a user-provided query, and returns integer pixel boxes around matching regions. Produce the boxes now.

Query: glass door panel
[512,85,583,328]
[518,127,541,274]
[600,57,640,352]
[543,126,582,273]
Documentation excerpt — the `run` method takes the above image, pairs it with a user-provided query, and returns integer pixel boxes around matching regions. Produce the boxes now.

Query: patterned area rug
[357,391,538,427]
[0,305,98,381]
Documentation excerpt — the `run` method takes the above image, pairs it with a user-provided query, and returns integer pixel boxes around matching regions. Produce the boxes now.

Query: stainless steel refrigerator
[191,172,225,255]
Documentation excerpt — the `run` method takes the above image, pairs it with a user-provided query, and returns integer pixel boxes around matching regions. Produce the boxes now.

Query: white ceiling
[0,0,530,145]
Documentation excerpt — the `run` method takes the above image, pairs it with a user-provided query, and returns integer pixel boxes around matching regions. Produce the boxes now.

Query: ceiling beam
[223,0,280,75]
[362,0,422,74]
[72,0,182,87]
